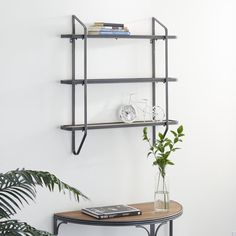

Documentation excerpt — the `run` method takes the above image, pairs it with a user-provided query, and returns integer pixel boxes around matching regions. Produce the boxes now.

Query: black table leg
[150,224,155,236]
[53,216,58,235]
[136,222,167,236]
[169,220,173,236]
[53,216,67,235]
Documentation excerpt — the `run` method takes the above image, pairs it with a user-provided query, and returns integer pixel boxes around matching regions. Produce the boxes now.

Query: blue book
[99,31,130,35]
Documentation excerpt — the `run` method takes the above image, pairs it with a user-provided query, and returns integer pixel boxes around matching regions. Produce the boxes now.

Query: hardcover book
[88,31,130,36]
[88,26,126,31]
[94,22,124,28]
[82,204,142,219]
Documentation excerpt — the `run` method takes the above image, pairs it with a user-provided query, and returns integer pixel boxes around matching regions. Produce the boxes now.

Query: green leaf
[143,127,149,141]
[153,160,158,166]
[0,220,53,236]
[158,132,164,140]
[158,145,165,153]
[0,169,88,219]
[177,125,183,134]
[164,139,171,147]
[165,151,171,157]
[167,160,175,165]
[174,137,178,143]
[147,152,152,158]
[170,130,177,137]
[172,148,181,152]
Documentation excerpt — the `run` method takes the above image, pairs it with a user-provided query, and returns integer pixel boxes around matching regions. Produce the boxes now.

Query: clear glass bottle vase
[154,171,169,212]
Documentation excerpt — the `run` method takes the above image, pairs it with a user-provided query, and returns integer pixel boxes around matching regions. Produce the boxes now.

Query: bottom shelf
[60,120,178,131]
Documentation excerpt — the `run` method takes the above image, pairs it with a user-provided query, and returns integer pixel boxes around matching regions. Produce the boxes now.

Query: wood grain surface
[54,201,182,226]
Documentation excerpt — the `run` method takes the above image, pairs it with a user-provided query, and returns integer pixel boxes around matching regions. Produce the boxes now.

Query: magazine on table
[82,204,142,219]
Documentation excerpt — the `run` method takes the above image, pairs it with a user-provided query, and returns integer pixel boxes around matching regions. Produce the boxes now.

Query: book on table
[82,204,142,219]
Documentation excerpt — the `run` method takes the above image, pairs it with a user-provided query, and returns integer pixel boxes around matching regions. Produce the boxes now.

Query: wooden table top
[54,201,183,226]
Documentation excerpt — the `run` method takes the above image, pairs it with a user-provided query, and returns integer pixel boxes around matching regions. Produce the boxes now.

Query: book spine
[103,23,124,28]
[94,22,124,28]
[99,31,130,35]
[81,210,98,219]
[89,26,124,31]
[89,28,127,32]
[106,211,141,219]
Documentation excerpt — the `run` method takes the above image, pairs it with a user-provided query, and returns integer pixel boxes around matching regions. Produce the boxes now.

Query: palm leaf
[0,169,88,219]
[0,220,53,236]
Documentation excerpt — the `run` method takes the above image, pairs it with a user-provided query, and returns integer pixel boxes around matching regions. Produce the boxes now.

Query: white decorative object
[118,93,165,123]
[119,105,137,123]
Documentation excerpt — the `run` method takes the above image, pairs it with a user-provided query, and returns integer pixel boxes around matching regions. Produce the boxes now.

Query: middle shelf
[61,77,177,85]
[61,120,178,131]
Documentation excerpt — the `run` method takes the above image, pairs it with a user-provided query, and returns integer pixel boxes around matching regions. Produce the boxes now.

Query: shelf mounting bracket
[71,15,88,155]
[152,17,169,141]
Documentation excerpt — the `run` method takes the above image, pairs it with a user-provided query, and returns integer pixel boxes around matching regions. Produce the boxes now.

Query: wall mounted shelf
[61,120,178,131]
[61,77,177,85]
[60,15,178,155]
[61,34,177,40]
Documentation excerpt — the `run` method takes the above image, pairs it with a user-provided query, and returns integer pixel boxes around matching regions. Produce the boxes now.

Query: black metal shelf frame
[61,34,177,40]
[61,77,177,85]
[61,120,178,131]
[61,15,177,155]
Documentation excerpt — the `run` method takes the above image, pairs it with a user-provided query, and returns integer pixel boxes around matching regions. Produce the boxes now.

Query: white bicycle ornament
[119,93,165,123]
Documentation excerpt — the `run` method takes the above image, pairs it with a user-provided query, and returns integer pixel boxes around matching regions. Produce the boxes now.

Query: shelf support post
[151,17,156,145]
[153,18,169,137]
[71,15,88,155]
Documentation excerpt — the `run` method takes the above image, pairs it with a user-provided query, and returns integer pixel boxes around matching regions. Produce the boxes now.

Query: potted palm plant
[143,125,184,211]
[0,169,88,235]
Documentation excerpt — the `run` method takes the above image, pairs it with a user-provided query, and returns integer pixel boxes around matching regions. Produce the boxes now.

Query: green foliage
[0,220,53,236]
[143,125,184,178]
[0,169,88,235]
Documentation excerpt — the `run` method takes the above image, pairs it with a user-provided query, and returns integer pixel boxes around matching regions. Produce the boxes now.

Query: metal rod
[61,34,177,40]
[61,120,178,131]
[71,16,76,154]
[60,77,177,85]
[136,225,150,236]
[53,216,58,235]
[150,224,155,236]
[164,27,169,137]
[153,18,169,137]
[53,217,68,235]
[152,17,156,145]
[169,220,173,236]
[71,15,88,155]
[155,222,167,236]
[83,17,88,141]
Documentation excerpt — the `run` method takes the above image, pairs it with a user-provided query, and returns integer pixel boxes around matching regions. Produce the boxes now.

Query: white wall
[0,0,236,235]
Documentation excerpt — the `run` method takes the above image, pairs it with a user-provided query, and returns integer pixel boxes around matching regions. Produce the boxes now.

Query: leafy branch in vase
[143,125,184,178]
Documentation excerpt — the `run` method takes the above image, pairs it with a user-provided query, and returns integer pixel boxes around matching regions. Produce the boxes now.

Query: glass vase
[154,172,169,212]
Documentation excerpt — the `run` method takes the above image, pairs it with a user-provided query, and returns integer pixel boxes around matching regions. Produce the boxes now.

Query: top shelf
[61,34,177,40]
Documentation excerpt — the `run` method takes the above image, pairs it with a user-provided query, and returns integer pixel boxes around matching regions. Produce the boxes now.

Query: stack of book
[88,22,130,36]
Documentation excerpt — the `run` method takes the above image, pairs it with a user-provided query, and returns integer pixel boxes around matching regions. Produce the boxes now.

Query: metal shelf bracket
[152,17,169,141]
[71,15,88,155]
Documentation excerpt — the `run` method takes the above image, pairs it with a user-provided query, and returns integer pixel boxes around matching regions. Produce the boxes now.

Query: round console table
[53,201,183,236]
